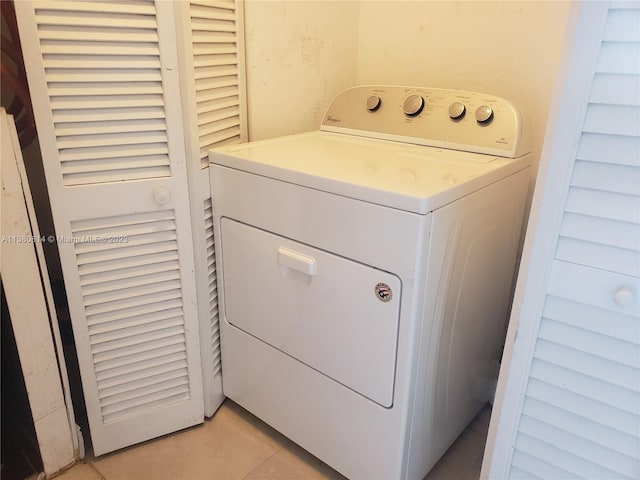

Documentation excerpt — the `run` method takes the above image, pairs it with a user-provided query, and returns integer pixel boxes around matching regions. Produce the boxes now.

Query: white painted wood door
[174,0,247,417]
[15,1,204,455]
[482,2,640,478]
[1,109,77,474]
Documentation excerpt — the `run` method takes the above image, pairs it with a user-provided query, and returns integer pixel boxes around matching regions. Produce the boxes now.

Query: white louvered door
[174,0,247,417]
[509,5,640,475]
[15,1,204,455]
[483,2,640,479]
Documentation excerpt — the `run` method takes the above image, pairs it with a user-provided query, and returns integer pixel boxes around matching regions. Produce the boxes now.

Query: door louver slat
[44,56,160,69]
[529,359,636,421]
[597,42,640,75]
[50,90,164,103]
[41,42,159,56]
[560,212,639,251]
[83,279,182,307]
[35,12,156,29]
[94,345,186,371]
[514,432,624,479]
[79,261,179,288]
[511,451,574,480]
[199,116,240,137]
[88,309,184,336]
[77,240,180,266]
[526,378,638,437]
[81,270,181,296]
[101,388,190,422]
[91,318,182,351]
[577,132,640,167]
[100,377,189,409]
[196,76,238,95]
[95,357,186,386]
[591,73,640,106]
[37,24,159,42]
[197,97,239,117]
[92,319,184,346]
[56,131,167,149]
[537,318,638,367]
[193,44,237,56]
[34,1,156,15]
[194,64,238,80]
[52,106,166,123]
[78,252,180,278]
[517,415,637,478]
[87,300,184,329]
[522,396,638,457]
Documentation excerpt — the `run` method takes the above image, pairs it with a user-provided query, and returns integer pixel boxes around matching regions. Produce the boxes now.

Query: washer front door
[220,218,402,407]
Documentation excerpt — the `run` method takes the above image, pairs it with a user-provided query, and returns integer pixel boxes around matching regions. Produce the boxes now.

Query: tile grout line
[239,443,286,480]
[87,461,108,480]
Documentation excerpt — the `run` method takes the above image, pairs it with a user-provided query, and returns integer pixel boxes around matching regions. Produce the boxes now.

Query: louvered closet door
[15,1,204,455]
[507,4,640,479]
[176,0,246,416]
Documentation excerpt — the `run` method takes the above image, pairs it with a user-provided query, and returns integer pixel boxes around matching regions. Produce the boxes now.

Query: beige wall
[357,1,571,175]
[244,1,571,176]
[243,1,360,140]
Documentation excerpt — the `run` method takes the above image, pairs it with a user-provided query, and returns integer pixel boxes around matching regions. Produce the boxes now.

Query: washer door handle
[278,247,317,276]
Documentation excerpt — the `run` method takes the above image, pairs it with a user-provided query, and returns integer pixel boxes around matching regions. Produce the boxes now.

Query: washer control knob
[403,95,425,116]
[449,102,466,119]
[475,105,494,123]
[366,95,382,112]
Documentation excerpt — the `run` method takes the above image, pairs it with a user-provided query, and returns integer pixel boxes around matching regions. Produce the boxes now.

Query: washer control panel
[321,86,528,158]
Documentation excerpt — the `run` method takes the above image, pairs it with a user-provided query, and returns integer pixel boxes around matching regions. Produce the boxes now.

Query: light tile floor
[50,401,491,480]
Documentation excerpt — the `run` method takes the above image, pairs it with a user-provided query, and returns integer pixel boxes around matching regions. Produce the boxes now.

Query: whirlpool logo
[374,282,393,302]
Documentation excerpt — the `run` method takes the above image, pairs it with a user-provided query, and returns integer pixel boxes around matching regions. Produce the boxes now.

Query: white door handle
[154,187,171,205]
[613,287,634,306]
[278,247,317,276]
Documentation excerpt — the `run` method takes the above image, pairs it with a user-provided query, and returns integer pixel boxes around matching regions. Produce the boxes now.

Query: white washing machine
[209,86,531,479]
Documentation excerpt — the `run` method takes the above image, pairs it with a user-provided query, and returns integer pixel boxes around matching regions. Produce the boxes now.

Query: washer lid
[210,131,530,214]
